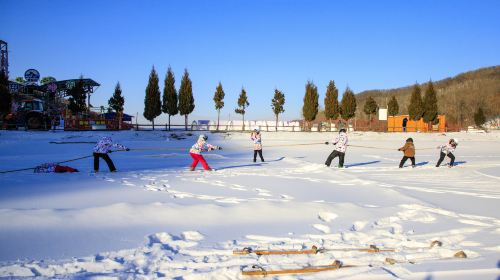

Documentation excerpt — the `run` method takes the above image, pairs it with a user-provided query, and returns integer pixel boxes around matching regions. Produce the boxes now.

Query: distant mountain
[354,66,500,127]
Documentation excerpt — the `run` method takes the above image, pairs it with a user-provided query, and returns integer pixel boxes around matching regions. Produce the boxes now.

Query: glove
[126,148,130,151]
[325,141,329,145]
[218,146,223,150]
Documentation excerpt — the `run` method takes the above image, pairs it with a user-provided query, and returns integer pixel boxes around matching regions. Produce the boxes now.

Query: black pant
[399,156,416,168]
[253,150,264,162]
[94,153,116,172]
[325,150,345,167]
[436,152,455,167]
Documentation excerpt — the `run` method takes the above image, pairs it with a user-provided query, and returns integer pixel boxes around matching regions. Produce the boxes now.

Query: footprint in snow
[351,221,368,231]
[313,224,331,234]
[230,184,247,191]
[121,180,136,187]
[318,212,338,222]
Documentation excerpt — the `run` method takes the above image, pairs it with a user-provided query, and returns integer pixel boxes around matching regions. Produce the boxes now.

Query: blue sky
[1,0,499,123]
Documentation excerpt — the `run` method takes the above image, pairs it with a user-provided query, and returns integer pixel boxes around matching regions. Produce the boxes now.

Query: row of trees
[143,67,288,130]
[303,80,357,130]
[143,67,194,130]
[213,83,286,131]
[385,81,486,127]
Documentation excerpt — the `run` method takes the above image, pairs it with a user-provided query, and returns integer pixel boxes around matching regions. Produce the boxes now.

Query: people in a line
[93,136,129,172]
[251,128,264,162]
[436,138,458,167]
[189,134,222,171]
[398,137,416,168]
[325,128,348,168]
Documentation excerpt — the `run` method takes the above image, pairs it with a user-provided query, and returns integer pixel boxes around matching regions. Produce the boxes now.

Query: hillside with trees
[354,66,500,128]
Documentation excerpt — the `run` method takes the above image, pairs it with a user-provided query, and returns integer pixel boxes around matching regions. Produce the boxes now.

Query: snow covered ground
[0,130,499,279]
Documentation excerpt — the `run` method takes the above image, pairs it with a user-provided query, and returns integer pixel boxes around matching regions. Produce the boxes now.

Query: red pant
[54,165,79,173]
[190,153,210,170]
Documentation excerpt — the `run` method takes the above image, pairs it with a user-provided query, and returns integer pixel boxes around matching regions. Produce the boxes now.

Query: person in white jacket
[251,129,264,162]
[436,138,458,167]
[325,129,348,168]
[93,136,129,172]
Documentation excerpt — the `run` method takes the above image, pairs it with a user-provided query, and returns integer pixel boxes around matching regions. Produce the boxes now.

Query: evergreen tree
[108,82,125,113]
[302,81,319,131]
[363,96,378,129]
[213,82,225,131]
[67,77,87,115]
[474,106,486,128]
[235,87,249,130]
[324,80,340,126]
[143,66,162,130]
[388,96,399,116]
[271,88,285,130]
[108,82,125,129]
[178,69,195,130]
[162,67,178,130]
[423,81,438,124]
[0,70,11,116]
[408,83,424,121]
[340,87,357,124]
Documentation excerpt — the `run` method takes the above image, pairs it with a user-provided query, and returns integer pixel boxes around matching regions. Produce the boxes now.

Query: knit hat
[199,134,208,141]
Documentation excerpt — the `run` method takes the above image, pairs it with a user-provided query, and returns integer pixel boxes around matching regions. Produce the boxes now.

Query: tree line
[355,66,499,128]
[2,66,489,131]
[303,80,357,130]
[142,66,287,130]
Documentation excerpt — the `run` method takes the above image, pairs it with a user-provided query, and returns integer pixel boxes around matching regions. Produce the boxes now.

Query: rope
[0,150,128,174]
[265,142,326,148]
[49,141,96,144]
[347,144,436,151]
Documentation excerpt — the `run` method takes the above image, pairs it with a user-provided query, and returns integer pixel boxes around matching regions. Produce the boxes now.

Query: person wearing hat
[251,128,265,162]
[325,128,348,168]
[189,134,222,171]
[398,138,416,168]
[93,136,129,172]
[436,138,458,167]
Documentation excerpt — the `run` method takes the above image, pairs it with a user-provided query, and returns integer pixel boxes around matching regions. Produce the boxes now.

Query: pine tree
[423,80,438,124]
[108,82,125,129]
[213,82,225,131]
[108,82,125,113]
[68,77,87,115]
[162,67,178,130]
[340,87,357,125]
[178,69,195,130]
[324,80,340,128]
[408,83,424,121]
[302,81,319,131]
[271,89,285,130]
[235,87,249,130]
[0,70,12,116]
[474,106,486,128]
[388,96,399,116]
[143,66,162,130]
[363,96,378,129]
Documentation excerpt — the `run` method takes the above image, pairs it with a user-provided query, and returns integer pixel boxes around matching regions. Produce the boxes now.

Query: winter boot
[189,167,195,171]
